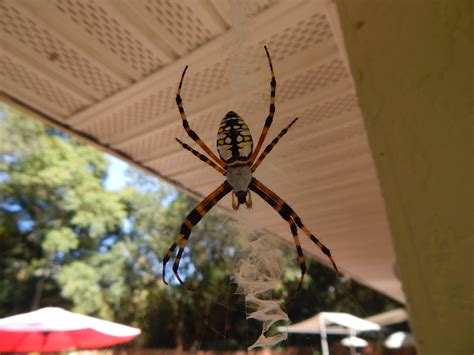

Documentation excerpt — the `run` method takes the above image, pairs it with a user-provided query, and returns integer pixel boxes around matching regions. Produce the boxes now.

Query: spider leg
[249,179,306,298]
[250,46,276,164]
[246,190,253,208]
[251,117,298,172]
[163,181,232,289]
[176,66,227,169]
[231,191,238,210]
[176,138,226,176]
[250,178,339,275]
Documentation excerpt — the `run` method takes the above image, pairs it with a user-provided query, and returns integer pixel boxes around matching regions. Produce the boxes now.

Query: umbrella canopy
[341,336,369,348]
[384,331,416,349]
[277,312,380,355]
[277,312,381,334]
[365,308,409,326]
[0,307,141,352]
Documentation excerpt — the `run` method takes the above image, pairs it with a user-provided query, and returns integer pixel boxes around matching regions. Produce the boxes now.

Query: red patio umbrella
[0,307,141,352]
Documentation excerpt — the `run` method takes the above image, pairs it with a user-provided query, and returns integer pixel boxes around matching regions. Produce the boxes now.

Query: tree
[0,105,126,318]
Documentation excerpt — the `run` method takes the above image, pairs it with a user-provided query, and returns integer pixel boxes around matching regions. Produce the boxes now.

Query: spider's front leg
[162,182,232,289]
[176,65,226,169]
[251,117,298,172]
[250,46,277,164]
[176,138,226,176]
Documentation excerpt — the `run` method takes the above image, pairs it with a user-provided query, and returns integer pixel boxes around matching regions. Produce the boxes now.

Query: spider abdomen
[216,111,253,164]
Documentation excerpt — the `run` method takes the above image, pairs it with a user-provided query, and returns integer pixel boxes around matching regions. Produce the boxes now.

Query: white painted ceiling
[0,0,403,302]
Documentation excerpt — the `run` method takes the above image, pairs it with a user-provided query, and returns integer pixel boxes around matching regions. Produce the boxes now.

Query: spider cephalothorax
[163,46,339,298]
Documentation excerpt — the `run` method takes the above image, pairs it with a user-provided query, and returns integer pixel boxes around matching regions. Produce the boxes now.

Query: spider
[163,46,339,295]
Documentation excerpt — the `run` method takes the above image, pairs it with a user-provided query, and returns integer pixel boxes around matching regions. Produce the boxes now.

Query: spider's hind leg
[252,178,339,276]
[249,179,307,300]
[250,178,339,301]
[287,218,307,302]
[292,213,339,275]
[162,236,182,285]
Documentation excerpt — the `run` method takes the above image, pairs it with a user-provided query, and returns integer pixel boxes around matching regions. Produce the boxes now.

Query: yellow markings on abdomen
[216,113,253,164]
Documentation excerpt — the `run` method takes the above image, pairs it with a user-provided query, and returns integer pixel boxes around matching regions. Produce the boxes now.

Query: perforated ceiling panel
[144,0,214,51]
[54,0,165,77]
[0,0,123,102]
[0,54,88,116]
[0,0,403,302]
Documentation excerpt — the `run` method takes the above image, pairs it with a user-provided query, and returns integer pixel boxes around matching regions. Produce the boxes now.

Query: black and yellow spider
[163,46,339,294]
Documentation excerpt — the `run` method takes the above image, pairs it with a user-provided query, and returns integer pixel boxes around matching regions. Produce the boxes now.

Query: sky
[104,155,130,192]
[103,154,177,206]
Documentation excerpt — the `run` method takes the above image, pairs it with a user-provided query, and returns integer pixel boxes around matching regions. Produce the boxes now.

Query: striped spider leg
[175,138,226,176]
[162,181,232,289]
[251,117,299,172]
[176,65,227,171]
[249,178,339,298]
[249,46,276,165]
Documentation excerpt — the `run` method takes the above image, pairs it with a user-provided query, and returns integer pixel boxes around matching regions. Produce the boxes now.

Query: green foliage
[0,104,400,350]
[0,105,125,317]
[58,261,104,315]
[43,227,78,253]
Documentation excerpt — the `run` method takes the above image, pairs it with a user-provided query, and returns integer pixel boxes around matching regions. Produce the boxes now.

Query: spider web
[224,0,267,103]
[184,215,372,353]
[226,217,289,350]
[220,0,290,350]
[183,216,291,351]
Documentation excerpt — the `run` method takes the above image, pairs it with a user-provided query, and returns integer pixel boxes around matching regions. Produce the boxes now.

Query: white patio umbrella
[384,331,416,349]
[365,308,408,326]
[277,312,380,355]
[341,335,369,348]
[0,307,141,352]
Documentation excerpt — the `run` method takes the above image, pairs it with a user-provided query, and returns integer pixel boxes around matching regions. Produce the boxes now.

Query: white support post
[319,314,330,355]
